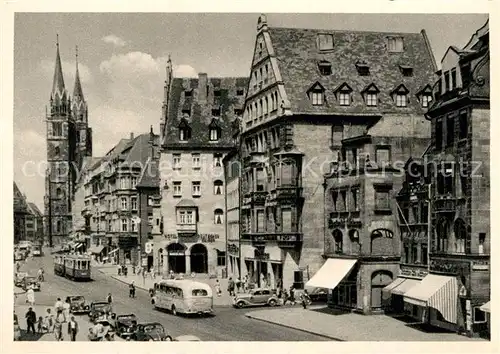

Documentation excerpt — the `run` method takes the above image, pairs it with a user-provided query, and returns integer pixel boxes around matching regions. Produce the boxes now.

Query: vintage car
[307,287,328,303]
[14,272,28,287]
[22,276,41,291]
[88,301,115,323]
[88,319,116,341]
[233,288,280,308]
[129,322,172,341]
[115,314,138,338]
[66,295,90,314]
[174,335,201,341]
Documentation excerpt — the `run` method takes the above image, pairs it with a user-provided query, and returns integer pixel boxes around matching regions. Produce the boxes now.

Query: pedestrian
[289,286,296,305]
[25,307,36,334]
[227,277,235,297]
[106,293,113,304]
[26,286,35,306]
[129,281,136,298]
[300,293,308,309]
[54,297,63,312]
[45,308,54,332]
[235,278,241,293]
[67,316,79,341]
[54,318,63,341]
[282,289,290,305]
[37,316,45,333]
[215,280,222,297]
[63,299,70,322]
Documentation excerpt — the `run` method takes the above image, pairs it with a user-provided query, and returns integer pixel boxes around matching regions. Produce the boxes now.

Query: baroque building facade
[44,40,93,246]
[157,57,246,277]
[400,20,490,337]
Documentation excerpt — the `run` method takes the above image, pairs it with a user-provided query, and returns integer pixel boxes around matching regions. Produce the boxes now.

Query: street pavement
[246,307,487,341]
[14,254,328,341]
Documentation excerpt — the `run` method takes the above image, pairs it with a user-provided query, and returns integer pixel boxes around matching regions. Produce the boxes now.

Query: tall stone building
[44,39,93,246]
[158,57,246,277]
[13,182,30,244]
[239,15,436,291]
[402,20,490,337]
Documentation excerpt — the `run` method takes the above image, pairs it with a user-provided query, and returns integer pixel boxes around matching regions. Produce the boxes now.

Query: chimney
[198,73,208,103]
[130,132,134,140]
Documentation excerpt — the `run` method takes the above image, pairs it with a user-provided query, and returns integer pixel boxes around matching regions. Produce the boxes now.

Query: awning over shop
[305,258,357,289]
[88,245,105,254]
[391,278,420,296]
[404,274,458,323]
[480,301,490,314]
[383,277,406,293]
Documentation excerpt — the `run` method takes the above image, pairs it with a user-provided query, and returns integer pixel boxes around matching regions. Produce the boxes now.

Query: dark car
[232,288,280,308]
[22,276,41,291]
[307,288,328,303]
[129,322,172,342]
[88,302,114,323]
[115,314,138,338]
[66,295,90,314]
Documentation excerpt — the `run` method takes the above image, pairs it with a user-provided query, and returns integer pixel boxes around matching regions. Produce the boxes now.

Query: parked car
[66,295,90,314]
[115,314,138,338]
[88,302,114,323]
[129,322,172,341]
[14,272,28,287]
[174,335,201,341]
[307,288,328,303]
[22,276,41,291]
[233,288,280,308]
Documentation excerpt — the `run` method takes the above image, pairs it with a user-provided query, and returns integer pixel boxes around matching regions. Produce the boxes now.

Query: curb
[245,313,344,341]
[109,275,150,292]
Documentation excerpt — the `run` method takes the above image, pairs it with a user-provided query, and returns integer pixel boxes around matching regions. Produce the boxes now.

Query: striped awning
[480,301,490,314]
[404,274,458,323]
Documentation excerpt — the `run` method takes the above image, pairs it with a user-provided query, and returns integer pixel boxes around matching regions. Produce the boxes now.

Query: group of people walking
[24,297,80,341]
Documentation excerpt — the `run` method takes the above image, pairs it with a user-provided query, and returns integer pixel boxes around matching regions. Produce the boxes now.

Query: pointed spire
[52,34,65,98]
[73,45,84,101]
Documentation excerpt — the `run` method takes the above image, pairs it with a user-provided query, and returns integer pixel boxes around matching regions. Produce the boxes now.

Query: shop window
[217,250,226,267]
[473,307,486,323]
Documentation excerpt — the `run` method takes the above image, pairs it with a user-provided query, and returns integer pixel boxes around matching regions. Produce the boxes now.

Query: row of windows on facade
[242,162,299,193]
[172,180,224,197]
[329,229,394,254]
[434,110,469,151]
[251,60,274,92]
[316,34,405,53]
[331,145,392,169]
[398,200,429,225]
[241,207,296,234]
[172,153,223,169]
[244,127,281,156]
[331,186,391,213]
[85,176,139,196]
[178,126,222,142]
[176,209,225,225]
[49,122,86,139]
[434,218,486,255]
[244,90,280,123]
[434,162,468,196]
[183,87,245,99]
[402,242,428,266]
[306,87,432,108]
[439,65,472,94]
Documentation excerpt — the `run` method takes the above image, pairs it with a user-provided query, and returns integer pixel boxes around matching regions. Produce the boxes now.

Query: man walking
[67,316,79,341]
[25,307,37,334]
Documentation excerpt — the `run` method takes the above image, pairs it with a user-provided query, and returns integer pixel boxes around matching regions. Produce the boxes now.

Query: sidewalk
[15,304,124,342]
[245,306,486,341]
[97,266,235,306]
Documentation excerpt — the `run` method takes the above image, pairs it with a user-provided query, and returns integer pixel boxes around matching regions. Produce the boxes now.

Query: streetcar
[54,254,92,281]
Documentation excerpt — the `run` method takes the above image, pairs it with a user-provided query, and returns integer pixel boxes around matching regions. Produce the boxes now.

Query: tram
[54,254,92,281]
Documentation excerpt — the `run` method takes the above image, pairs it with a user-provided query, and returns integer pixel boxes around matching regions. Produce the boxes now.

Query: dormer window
[178,119,191,141]
[209,118,221,141]
[318,61,332,75]
[399,65,413,77]
[416,85,433,108]
[317,33,334,51]
[237,89,244,96]
[334,83,353,106]
[307,82,325,106]
[234,108,243,116]
[184,90,192,98]
[181,108,191,117]
[214,89,221,97]
[212,108,221,117]
[391,84,409,107]
[356,62,370,76]
[387,36,404,52]
[361,83,380,107]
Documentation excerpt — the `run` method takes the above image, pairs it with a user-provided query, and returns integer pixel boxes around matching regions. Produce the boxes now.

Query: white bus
[152,279,213,316]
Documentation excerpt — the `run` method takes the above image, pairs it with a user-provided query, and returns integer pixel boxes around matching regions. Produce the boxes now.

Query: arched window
[56,187,63,198]
[436,218,449,252]
[54,146,60,157]
[214,209,224,224]
[56,220,62,233]
[453,218,466,254]
[213,180,223,195]
[348,229,359,241]
[332,229,343,254]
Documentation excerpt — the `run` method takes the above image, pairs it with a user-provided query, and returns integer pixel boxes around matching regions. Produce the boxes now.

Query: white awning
[392,278,420,296]
[480,301,490,314]
[383,277,406,293]
[404,274,458,324]
[305,258,357,289]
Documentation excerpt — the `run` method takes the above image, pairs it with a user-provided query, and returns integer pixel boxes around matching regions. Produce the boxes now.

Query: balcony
[274,185,303,201]
[177,223,197,235]
[241,232,303,248]
[433,195,458,213]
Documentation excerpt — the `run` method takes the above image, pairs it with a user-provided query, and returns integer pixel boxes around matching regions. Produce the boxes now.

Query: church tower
[44,37,90,246]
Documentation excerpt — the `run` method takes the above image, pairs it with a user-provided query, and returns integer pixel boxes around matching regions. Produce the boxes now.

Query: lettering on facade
[163,233,220,243]
[200,234,220,243]
[471,261,489,271]
[400,266,428,279]
[277,234,297,242]
[254,249,270,260]
[429,259,469,275]
[227,243,239,255]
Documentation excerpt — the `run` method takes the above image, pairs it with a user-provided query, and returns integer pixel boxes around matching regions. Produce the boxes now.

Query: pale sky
[13,13,488,211]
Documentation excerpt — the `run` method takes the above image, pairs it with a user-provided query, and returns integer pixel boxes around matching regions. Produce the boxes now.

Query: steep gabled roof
[28,203,43,217]
[136,157,160,190]
[164,76,247,150]
[267,27,437,114]
[13,182,29,214]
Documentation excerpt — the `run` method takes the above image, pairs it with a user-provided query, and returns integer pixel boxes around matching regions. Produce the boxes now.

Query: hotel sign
[164,233,220,243]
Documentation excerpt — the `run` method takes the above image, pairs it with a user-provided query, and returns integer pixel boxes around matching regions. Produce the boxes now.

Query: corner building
[239,15,436,292]
[158,57,246,276]
[402,21,490,337]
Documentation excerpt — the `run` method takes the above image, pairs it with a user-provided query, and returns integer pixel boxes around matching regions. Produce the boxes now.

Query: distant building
[238,15,436,294]
[13,182,30,244]
[44,40,93,247]
[26,203,44,244]
[401,20,490,337]
[157,57,246,276]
